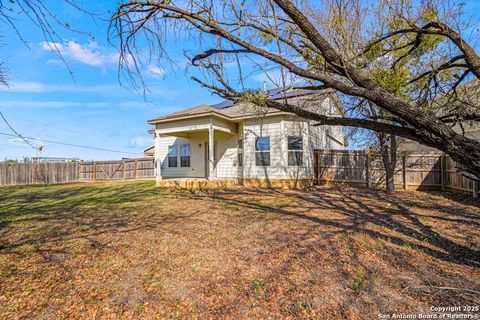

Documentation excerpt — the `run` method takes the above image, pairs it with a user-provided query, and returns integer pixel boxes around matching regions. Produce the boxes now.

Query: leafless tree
[0,0,93,147]
[110,0,480,178]
[0,0,96,78]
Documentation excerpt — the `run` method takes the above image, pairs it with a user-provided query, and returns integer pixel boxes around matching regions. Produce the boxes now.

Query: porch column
[154,132,162,181]
[208,124,214,180]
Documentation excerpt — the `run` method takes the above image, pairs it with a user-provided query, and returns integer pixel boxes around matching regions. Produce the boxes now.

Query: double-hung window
[288,136,303,166]
[255,136,270,166]
[168,145,178,167]
[180,144,191,167]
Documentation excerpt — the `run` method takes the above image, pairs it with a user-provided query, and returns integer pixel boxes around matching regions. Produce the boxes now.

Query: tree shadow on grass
[0,181,178,252]
[189,186,480,269]
[1,182,479,269]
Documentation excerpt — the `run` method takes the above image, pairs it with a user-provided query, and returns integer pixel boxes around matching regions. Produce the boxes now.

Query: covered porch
[153,116,240,184]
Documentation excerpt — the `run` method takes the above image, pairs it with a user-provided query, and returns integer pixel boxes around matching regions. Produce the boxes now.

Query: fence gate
[79,158,155,181]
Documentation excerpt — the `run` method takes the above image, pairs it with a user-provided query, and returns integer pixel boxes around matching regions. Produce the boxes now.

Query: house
[147,88,345,188]
[399,125,480,152]
[399,79,480,152]
[31,157,81,163]
[143,145,155,157]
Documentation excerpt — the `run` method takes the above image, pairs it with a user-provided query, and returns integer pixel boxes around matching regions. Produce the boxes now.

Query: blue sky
[0,1,240,161]
[1,1,479,160]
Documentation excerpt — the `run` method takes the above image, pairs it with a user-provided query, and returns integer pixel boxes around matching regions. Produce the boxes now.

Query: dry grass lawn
[0,181,479,319]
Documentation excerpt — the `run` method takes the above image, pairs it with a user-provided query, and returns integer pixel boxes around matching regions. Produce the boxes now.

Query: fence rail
[0,158,155,186]
[1,153,478,198]
[0,162,81,186]
[79,158,154,181]
[314,150,479,198]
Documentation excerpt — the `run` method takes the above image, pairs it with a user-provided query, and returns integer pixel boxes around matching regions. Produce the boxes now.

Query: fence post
[93,162,97,182]
[122,160,126,180]
[134,160,138,179]
[32,162,35,185]
[365,153,371,189]
[402,154,407,190]
[440,154,446,191]
[473,180,479,199]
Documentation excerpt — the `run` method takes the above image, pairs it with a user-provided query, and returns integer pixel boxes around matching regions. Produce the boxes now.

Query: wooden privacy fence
[0,162,81,186]
[79,158,154,181]
[0,158,155,186]
[314,149,479,198]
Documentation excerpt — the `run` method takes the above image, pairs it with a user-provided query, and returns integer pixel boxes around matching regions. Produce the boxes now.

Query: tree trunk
[379,134,397,194]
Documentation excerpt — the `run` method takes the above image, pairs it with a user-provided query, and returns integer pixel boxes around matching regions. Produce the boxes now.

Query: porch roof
[153,117,237,135]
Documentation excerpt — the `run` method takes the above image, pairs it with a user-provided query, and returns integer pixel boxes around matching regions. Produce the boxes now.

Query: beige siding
[214,131,239,178]
[237,122,244,179]
[240,97,344,180]
[243,116,311,180]
[304,97,344,151]
[308,124,326,150]
[157,133,207,178]
[152,95,344,181]
[282,120,314,179]
[212,117,238,134]
[155,117,212,134]
[325,98,344,148]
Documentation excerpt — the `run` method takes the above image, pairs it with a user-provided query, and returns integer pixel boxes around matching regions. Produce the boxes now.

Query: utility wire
[2,113,84,134]
[0,132,142,155]
[0,110,37,150]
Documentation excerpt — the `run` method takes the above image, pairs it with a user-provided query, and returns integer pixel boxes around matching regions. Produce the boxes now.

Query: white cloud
[0,100,109,108]
[0,81,183,100]
[147,65,166,78]
[0,99,154,109]
[41,41,122,67]
[7,137,26,146]
[0,82,119,93]
[129,136,153,147]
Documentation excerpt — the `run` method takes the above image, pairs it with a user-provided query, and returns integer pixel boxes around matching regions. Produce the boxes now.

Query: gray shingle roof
[148,88,335,124]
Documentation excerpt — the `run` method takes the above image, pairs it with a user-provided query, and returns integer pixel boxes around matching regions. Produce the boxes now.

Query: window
[168,145,178,167]
[288,136,303,166]
[255,136,270,166]
[180,144,191,167]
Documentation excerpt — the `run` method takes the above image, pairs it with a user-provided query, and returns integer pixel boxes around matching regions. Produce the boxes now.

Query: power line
[0,110,37,150]
[0,132,142,155]
[2,113,84,134]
